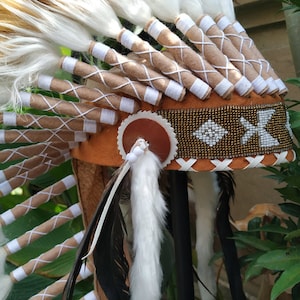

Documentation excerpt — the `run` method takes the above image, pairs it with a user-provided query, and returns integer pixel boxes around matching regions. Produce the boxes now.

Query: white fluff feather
[2,1,93,52]
[130,148,167,300]
[0,230,11,300]
[108,0,152,27]
[180,0,204,22]
[189,171,219,300]
[0,36,60,109]
[143,0,180,22]
[37,0,123,39]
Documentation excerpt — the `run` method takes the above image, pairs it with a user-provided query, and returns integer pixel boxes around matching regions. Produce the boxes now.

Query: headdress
[0,0,295,299]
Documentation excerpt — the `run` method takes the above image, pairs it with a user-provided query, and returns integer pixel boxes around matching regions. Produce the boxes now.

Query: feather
[62,164,130,300]
[216,171,246,300]
[93,201,130,300]
[189,171,219,300]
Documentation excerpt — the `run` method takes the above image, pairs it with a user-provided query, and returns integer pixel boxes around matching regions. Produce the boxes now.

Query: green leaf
[271,262,300,300]
[256,249,300,271]
[285,229,300,241]
[232,233,280,251]
[38,249,77,277]
[247,224,289,235]
[245,257,265,281]
[279,202,300,217]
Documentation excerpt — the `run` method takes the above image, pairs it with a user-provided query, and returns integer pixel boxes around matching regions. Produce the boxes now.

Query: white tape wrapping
[61,56,77,74]
[12,266,27,282]
[232,21,245,34]
[189,78,210,100]
[0,181,13,197]
[216,15,232,31]
[120,29,136,50]
[91,42,110,61]
[6,238,21,254]
[120,97,136,113]
[266,77,279,94]
[83,120,97,133]
[19,91,32,107]
[234,76,252,96]
[82,291,98,300]
[0,209,16,225]
[251,75,268,95]
[37,75,53,91]
[198,15,216,34]
[99,109,117,125]
[213,78,233,97]
[69,203,82,218]
[3,112,17,126]
[165,80,184,101]
[62,175,76,190]
[176,13,195,35]
[0,170,6,182]
[144,87,160,105]
[147,18,167,40]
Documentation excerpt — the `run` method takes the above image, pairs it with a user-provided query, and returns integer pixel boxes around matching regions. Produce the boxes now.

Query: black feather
[62,166,130,300]
[93,199,130,299]
[216,171,246,300]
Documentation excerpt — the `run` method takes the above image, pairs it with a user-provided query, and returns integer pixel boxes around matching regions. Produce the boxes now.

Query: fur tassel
[189,171,219,300]
[216,171,246,300]
[129,141,167,300]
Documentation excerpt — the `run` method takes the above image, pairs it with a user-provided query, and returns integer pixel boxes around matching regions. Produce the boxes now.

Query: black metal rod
[169,171,194,300]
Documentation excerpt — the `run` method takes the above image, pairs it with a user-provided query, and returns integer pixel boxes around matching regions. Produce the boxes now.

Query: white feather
[189,171,219,300]
[0,274,13,300]
[219,0,236,22]
[201,0,221,18]
[180,0,204,22]
[130,147,167,300]
[108,0,152,27]
[37,0,123,39]
[0,231,11,300]
[0,36,60,110]
[143,0,180,22]
[2,1,93,52]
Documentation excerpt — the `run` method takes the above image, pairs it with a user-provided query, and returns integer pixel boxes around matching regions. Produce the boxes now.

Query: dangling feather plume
[62,163,131,300]
[189,171,219,300]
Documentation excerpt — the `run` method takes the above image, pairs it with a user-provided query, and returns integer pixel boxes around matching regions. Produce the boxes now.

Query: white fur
[144,0,180,22]
[37,0,123,38]
[108,0,152,27]
[130,149,167,300]
[189,171,219,300]
[180,0,204,22]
